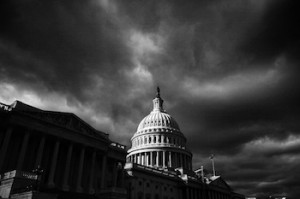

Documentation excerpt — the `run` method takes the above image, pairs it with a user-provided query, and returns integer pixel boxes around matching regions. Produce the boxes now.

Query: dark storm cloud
[1,0,300,198]
[0,0,132,101]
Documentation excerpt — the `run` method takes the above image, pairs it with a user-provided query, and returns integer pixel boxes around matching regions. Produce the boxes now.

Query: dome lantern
[152,87,164,112]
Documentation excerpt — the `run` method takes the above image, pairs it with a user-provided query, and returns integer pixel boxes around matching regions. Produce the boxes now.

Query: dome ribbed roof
[137,111,180,131]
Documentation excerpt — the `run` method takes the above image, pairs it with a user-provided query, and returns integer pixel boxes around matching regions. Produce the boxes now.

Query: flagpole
[201,165,204,183]
[210,154,215,176]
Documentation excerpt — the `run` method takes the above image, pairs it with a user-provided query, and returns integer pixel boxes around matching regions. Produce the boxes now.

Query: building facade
[0,89,245,199]
[0,101,127,199]
[124,88,245,199]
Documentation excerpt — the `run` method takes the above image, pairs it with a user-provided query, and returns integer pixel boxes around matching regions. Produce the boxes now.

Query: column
[150,151,153,166]
[156,151,159,166]
[100,154,107,189]
[140,153,144,165]
[169,152,172,167]
[47,140,60,187]
[145,152,148,166]
[180,154,183,168]
[76,146,85,192]
[113,161,118,187]
[17,132,30,170]
[35,136,46,167]
[141,153,144,165]
[162,151,166,168]
[0,128,13,170]
[62,143,73,191]
[186,187,189,199]
[174,153,177,168]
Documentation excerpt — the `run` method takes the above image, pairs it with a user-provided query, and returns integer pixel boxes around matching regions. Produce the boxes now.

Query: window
[146,194,151,199]
[138,192,143,199]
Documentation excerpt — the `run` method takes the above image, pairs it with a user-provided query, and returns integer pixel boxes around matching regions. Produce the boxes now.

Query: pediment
[21,109,108,140]
[209,176,232,191]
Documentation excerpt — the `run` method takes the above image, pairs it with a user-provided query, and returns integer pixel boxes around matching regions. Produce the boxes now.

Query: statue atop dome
[156,86,160,98]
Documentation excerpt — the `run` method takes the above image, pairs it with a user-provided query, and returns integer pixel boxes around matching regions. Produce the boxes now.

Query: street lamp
[32,165,44,191]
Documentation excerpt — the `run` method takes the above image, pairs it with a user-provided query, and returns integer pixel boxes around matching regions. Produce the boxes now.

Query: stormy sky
[1,0,300,197]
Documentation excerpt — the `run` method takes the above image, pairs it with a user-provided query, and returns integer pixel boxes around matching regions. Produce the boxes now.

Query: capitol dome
[137,111,180,132]
[127,87,192,170]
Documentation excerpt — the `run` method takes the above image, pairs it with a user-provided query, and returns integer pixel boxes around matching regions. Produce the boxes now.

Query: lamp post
[32,165,44,191]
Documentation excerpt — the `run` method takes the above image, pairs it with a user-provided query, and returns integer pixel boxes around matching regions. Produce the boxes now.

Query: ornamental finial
[156,86,160,98]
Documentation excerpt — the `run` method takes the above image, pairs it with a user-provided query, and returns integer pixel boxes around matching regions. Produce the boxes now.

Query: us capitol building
[0,88,244,199]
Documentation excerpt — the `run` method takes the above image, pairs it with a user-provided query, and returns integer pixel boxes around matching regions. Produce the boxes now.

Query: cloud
[1,0,300,197]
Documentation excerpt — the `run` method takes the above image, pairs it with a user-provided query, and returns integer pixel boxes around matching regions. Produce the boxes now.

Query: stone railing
[132,143,186,150]
[0,103,13,112]
[1,170,37,180]
[125,163,178,178]
[110,142,126,150]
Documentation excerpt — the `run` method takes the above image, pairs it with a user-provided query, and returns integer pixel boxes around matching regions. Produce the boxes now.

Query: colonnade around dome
[131,133,186,150]
[127,150,192,170]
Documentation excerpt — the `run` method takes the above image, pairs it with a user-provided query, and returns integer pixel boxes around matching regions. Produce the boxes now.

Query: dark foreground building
[0,93,244,199]
[0,101,127,199]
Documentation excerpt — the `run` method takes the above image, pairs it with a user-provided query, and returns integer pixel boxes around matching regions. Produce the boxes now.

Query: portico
[0,101,127,198]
